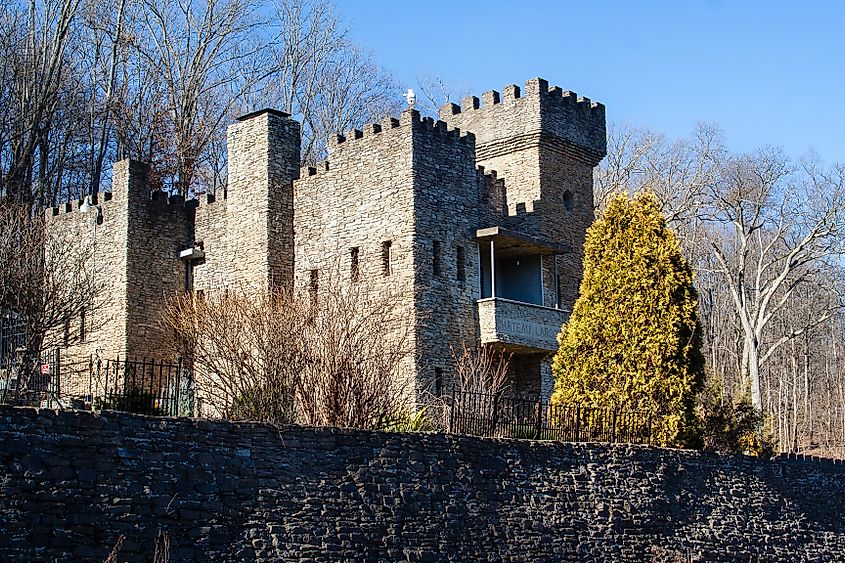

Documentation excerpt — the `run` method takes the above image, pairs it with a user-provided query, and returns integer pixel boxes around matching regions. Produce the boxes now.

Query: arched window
[563,190,575,211]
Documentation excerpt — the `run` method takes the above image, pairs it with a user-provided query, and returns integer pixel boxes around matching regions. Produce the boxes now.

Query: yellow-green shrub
[551,192,704,447]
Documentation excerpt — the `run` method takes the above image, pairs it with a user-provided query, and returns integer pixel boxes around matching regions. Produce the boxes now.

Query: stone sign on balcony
[477,298,569,352]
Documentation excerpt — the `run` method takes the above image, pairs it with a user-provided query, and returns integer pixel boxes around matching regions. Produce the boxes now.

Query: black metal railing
[448,390,652,444]
[90,357,194,417]
[0,313,26,370]
[0,348,61,407]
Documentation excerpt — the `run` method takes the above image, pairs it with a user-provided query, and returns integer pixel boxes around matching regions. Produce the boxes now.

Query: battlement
[441,77,604,119]
[328,109,474,151]
[439,77,606,163]
[303,109,474,181]
[47,189,197,218]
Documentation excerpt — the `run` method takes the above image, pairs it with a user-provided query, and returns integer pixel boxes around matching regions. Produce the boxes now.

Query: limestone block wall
[293,111,436,396]
[2,406,845,562]
[193,110,300,295]
[45,160,193,395]
[123,165,193,362]
[410,114,480,395]
[441,77,606,311]
[45,189,128,395]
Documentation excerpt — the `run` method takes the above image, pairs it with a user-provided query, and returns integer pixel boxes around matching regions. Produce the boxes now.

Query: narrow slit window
[63,319,70,346]
[350,247,360,282]
[434,367,444,397]
[309,269,319,304]
[382,240,392,276]
[456,245,466,284]
[433,240,442,277]
[79,308,86,342]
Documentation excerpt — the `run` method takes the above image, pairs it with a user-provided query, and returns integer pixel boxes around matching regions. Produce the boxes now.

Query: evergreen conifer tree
[551,192,704,447]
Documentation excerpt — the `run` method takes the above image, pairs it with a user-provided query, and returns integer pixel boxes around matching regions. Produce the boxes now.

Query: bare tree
[413,71,472,119]
[0,0,82,204]
[263,0,401,165]
[0,201,104,399]
[124,0,268,195]
[163,275,416,428]
[703,152,845,410]
[595,122,724,232]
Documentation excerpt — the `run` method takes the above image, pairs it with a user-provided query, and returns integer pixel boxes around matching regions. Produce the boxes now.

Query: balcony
[477,298,568,352]
[475,227,569,352]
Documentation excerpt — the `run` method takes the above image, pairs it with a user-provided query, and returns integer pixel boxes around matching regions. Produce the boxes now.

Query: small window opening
[456,245,466,284]
[79,308,86,342]
[382,240,392,276]
[309,269,319,305]
[63,319,70,346]
[434,367,444,397]
[563,189,575,211]
[433,240,442,277]
[350,247,360,282]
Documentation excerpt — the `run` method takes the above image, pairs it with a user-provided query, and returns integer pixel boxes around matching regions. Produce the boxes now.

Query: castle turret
[440,77,607,310]
[193,109,301,294]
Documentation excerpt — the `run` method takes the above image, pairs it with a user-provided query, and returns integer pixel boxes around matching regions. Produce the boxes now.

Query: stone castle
[47,77,606,401]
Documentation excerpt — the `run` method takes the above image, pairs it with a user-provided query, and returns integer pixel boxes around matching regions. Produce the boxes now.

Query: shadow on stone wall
[0,406,843,562]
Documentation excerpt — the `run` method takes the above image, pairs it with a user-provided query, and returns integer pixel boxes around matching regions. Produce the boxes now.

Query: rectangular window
[79,308,86,342]
[63,319,70,347]
[309,269,319,305]
[433,240,442,277]
[434,367,444,397]
[350,247,360,282]
[382,240,392,276]
[456,245,466,284]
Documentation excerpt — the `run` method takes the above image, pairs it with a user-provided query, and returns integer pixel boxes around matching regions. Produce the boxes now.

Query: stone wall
[193,110,300,295]
[1,405,844,562]
[44,160,194,396]
[293,109,482,397]
[441,77,605,311]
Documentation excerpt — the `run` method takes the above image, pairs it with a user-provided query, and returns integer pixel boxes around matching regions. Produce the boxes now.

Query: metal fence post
[611,406,617,443]
[491,393,499,436]
[175,358,183,416]
[448,385,455,433]
[575,405,581,442]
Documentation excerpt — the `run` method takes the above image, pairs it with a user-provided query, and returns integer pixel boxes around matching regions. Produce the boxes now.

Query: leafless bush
[294,275,415,429]
[163,275,416,429]
[452,341,510,397]
[0,201,105,398]
[163,289,308,423]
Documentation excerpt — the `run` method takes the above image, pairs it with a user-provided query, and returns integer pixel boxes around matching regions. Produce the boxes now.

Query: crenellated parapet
[296,109,475,186]
[46,160,197,224]
[439,77,606,165]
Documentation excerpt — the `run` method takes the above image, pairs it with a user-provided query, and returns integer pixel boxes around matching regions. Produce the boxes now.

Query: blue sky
[336,0,843,163]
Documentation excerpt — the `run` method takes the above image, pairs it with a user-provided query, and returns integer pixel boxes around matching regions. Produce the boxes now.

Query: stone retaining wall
[1,405,843,561]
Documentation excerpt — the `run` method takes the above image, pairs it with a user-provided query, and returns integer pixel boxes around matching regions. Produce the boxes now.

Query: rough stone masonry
[45,77,605,404]
[1,405,844,562]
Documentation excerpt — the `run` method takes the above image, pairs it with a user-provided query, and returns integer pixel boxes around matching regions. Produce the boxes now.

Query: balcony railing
[477,297,568,352]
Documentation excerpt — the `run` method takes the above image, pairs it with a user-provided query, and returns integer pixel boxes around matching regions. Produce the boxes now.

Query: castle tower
[44,158,193,373]
[440,78,607,310]
[193,109,301,294]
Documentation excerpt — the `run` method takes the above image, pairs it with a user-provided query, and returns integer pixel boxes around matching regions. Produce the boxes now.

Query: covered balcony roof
[475,227,570,258]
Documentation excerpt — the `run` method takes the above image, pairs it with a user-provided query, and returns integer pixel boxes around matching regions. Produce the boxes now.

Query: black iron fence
[0,348,61,407]
[90,357,194,417]
[0,313,26,370]
[448,390,653,444]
